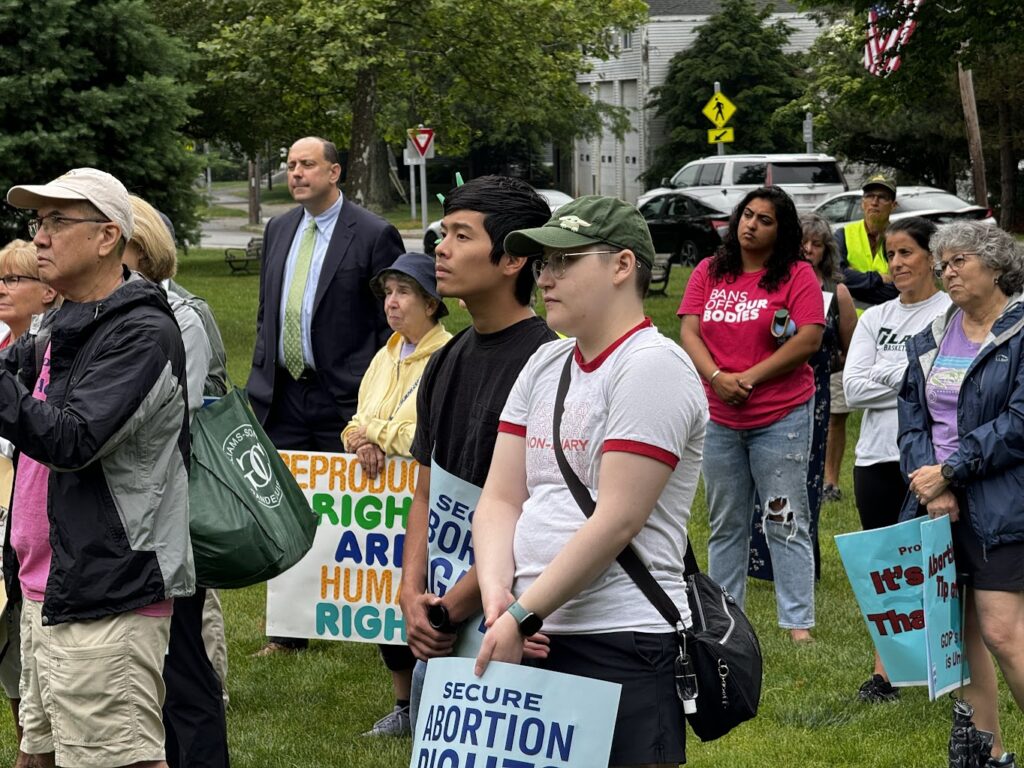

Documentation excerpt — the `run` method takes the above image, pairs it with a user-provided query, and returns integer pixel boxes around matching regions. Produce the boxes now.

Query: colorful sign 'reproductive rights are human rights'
[266,452,415,644]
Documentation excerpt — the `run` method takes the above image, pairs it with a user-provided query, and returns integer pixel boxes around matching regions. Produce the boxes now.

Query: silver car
[814,186,995,227]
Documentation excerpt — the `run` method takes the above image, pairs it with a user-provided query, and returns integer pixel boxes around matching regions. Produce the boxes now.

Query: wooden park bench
[224,237,263,274]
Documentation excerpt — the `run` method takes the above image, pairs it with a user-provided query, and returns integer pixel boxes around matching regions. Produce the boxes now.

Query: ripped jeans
[703,399,815,629]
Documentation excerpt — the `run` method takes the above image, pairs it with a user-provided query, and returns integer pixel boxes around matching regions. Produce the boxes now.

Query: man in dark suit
[248,136,403,655]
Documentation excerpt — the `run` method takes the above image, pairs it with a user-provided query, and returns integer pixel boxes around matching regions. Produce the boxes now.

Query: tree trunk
[958,65,988,206]
[347,66,393,213]
[998,99,1015,230]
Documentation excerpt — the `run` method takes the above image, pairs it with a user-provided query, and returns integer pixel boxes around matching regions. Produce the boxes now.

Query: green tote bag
[188,388,316,588]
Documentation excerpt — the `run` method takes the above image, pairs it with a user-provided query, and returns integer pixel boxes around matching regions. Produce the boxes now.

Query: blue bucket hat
[371,251,448,318]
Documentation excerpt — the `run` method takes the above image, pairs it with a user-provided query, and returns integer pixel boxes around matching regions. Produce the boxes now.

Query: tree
[797,0,1024,226]
[0,0,204,243]
[169,0,646,211]
[645,0,806,185]
[777,16,969,190]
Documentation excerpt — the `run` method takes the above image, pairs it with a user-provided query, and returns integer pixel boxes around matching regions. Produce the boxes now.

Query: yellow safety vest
[844,220,888,276]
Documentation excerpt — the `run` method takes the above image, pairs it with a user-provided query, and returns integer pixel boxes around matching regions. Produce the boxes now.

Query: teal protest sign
[835,516,968,694]
[411,657,620,768]
[428,458,486,658]
[921,515,968,699]
[836,518,928,686]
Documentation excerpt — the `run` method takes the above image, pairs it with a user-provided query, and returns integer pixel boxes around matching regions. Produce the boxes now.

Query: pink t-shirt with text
[679,258,824,429]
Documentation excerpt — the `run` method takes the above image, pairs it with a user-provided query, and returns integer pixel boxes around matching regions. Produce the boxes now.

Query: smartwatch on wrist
[426,603,459,634]
[506,600,543,637]
[940,463,956,484]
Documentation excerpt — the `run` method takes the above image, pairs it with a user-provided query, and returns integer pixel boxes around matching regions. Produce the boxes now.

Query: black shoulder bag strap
[552,349,696,630]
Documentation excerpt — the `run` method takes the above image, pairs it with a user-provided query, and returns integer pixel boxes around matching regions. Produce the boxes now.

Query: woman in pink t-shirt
[680,186,824,641]
[0,239,59,749]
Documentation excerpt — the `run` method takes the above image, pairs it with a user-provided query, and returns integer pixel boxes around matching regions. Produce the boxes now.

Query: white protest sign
[266,452,415,644]
[411,657,621,768]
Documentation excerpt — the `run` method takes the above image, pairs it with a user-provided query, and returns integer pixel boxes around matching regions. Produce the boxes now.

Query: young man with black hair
[398,175,556,725]
[473,196,708,767]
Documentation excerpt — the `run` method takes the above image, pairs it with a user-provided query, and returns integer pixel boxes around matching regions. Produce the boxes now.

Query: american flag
[864,0,924,77]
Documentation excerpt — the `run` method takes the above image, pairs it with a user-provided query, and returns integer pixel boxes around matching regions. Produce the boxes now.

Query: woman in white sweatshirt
[842,216,951,702]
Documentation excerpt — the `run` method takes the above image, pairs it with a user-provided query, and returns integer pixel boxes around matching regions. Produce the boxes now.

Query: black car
[639,191,729,265]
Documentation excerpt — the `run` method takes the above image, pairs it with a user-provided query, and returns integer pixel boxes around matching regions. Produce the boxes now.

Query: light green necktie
[283,219,317,379]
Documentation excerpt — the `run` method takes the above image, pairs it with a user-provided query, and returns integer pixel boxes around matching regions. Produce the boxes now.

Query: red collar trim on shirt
[574,318,652,372]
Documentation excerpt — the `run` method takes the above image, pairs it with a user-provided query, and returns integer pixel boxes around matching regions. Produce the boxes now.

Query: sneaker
[987,753,1018,768]
[857,674,900,703]
[823,484,842,503]
[362,705,411,737]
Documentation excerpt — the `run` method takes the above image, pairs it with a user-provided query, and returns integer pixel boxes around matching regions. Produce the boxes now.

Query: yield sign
[407,127,435,158]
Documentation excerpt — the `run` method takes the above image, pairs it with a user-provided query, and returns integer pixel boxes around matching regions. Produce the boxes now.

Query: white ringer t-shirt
[498,320,708,634]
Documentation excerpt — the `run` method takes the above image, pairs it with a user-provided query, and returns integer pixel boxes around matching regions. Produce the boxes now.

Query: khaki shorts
[19,598,170,767]
[829,371,852,415]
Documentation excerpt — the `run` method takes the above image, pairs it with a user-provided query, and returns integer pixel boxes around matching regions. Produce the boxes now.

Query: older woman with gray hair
[898,220,1024,768]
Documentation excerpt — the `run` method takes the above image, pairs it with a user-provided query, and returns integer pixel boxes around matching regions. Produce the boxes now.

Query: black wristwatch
[426,603,459,634]
[506,600,543,636]
[941,463,956,484]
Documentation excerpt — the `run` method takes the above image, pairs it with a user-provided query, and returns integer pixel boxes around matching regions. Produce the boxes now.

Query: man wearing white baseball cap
[2,168,193,768]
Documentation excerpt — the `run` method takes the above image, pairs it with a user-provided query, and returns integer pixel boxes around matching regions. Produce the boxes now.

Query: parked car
[814,186,996,228]
[640,190,730,265]
[638,153,847,212]
[423,188,573,254]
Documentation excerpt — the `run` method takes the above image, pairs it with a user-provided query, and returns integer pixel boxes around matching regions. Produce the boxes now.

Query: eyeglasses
[531,250,619,282]
[27,213,110,238]
[863,192,894,203]
[0,275,41,289]
[934,252,977,278]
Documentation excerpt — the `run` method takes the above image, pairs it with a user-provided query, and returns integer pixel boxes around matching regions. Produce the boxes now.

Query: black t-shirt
[411,316,556,487]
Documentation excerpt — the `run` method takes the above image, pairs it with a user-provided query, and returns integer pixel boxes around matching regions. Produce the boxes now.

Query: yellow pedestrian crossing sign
[708,127,735,144]
[703,93,736,128]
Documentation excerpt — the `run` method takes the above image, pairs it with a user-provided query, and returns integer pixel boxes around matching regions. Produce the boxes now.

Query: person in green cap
[472,195,708,768]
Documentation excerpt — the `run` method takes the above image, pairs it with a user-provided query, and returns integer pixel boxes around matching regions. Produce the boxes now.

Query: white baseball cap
[7,168,134,240]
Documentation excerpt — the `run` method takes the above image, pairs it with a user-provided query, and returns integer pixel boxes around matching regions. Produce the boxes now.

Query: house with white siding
[574,0,825,203]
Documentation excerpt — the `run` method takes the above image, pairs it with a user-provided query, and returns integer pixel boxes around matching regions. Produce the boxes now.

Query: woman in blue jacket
[898,221,1024,768]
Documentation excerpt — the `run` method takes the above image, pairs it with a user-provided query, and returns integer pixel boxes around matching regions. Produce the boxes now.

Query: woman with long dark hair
[680,187,824,640]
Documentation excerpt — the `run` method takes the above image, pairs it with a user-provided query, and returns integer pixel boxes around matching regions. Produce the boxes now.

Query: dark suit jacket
[246,198,404,425]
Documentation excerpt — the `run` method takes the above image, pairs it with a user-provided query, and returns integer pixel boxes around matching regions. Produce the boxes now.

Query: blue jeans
[703,399,815,629]
[409,658,427,729]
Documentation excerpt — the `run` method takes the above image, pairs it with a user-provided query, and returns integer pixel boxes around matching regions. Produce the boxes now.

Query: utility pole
[957,64,987,206]
[248,156,261,226]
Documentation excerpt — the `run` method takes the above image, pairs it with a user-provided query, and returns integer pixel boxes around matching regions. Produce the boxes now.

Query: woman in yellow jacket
[342,251,451,737]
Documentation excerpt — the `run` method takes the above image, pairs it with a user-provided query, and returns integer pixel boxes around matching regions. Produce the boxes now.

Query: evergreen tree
[0,0,203,243]
[646,0,806,185]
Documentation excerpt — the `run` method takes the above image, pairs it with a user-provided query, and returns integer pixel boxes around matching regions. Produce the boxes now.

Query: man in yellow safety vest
[836,173,899,309]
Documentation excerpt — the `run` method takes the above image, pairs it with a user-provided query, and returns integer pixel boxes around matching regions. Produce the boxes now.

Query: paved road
[199,190,423,253]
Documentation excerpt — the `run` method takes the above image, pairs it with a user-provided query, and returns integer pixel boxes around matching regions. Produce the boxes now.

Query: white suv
[638,153,847,212]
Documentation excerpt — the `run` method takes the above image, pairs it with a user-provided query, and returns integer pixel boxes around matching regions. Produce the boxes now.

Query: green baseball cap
[504,195,655,268]
[862,173,897,198]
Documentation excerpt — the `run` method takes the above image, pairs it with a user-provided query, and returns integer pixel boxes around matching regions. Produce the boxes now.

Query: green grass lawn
[1,251,1018,766]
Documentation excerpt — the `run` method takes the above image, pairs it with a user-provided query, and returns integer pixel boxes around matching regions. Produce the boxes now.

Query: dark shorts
[952,494,1024,591]
[853,462,908,531]
[378,642,416,672]
[533,632,685,766]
